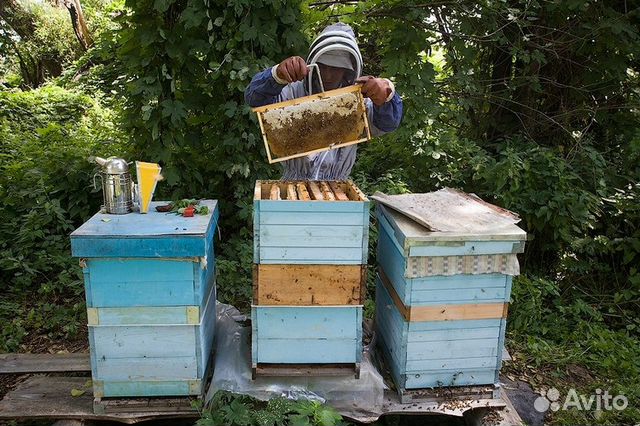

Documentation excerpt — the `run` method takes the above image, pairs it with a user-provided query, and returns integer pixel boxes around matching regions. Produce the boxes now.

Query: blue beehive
[252,180,368,375]
[70,200,219,398]
[374,195,526,393]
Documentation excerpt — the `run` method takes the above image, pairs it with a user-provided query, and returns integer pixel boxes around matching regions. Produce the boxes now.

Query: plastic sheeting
[206,303,385,411]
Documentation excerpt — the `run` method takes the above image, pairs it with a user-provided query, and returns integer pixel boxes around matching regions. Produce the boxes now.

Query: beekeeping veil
[306,23,363,94]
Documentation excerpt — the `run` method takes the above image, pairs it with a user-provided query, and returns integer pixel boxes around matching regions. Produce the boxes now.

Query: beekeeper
[244,22,403,180]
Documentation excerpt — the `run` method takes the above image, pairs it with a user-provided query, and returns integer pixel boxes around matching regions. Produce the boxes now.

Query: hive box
[375,203,525,392]
[70,200,219,398]
[252,181,369,375]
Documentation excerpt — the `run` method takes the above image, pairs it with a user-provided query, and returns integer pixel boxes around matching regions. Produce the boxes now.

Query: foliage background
[1,0,639,424]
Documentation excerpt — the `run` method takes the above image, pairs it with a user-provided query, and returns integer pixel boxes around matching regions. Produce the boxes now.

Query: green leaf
[70,388,85,397]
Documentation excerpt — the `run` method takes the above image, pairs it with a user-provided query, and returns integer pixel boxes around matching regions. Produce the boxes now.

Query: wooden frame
[253,264,366,305]
[252,85,372,164]
[378,268,507,322]
[254,180,368,202]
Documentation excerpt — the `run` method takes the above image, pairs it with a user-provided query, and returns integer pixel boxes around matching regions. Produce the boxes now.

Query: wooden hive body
[70,201,219,398]
[252,181,368,374]
[375,203,526,391]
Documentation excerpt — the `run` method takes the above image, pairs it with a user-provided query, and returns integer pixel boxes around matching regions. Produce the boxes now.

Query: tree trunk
[0,0,37,38]
[62,0,93,50]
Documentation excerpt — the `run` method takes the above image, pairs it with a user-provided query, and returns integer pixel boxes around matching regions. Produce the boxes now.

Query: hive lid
[373,189,526,243]
[70,200,219,258]
[71,200,218,238]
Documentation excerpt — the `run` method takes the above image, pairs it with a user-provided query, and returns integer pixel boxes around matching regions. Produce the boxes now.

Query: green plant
[0,85,127,349]
[195,392,345,426]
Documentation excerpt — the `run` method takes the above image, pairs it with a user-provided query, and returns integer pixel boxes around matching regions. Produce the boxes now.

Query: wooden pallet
[0,353,523,424]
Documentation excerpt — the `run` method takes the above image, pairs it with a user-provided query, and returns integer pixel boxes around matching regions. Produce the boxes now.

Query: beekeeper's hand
[275,56,308,83]
[356,76,395,106]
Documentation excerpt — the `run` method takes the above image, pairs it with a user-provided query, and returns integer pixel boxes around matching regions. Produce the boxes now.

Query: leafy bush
[0,85,127,350]
[195,392,344,426]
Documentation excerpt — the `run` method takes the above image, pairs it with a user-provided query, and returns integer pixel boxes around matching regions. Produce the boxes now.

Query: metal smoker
[93,156,135,214]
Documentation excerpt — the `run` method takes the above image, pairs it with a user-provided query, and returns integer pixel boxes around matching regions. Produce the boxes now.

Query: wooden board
[376,203,525,245]
[328,182,349,201]
[255,180,368,202]
[83,255,214,308]
[253,264,365,305]
[253,363,360,379]
[375,277,506,390]
[253,185,369,264]
[307,181,324,200]
[0,353,90,374]
[378,269,507,322]
[252,306,363,365]
[70,200,219,258]
[0,376,199,422]
[0,376,523,424]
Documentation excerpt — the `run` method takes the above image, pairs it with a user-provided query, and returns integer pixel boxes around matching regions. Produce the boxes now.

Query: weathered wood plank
[0,353,90,374]
[296,183,311,200]
[252,306,363,365]
[253,264,364,305]
[70,200,219,239]
[307,181,324,200]
[254,363,358,377]
[269,184,281,200]
[328,182,349,201]
[258,224,363,248]
[378,268,506,321]
[259,246,365,264]
[0,376,198,421]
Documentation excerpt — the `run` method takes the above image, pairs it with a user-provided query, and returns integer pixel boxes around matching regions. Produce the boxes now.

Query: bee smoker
[93,156,135,214]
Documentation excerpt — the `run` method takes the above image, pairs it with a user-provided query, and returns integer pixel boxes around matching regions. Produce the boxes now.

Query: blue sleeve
[244,67,286,107]
[371,92,403,133]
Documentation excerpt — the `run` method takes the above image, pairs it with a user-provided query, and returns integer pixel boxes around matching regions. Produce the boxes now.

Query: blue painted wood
[258,200,367,213]
[91,326,197,358]
[71,200,218,258]
[251,310,258,365]
[377,225,409,303]
[404,370,498,389]
[254,198,369,264]
[84,255,214,308]
[495,318,507,382]
[256,339,358,363]
[198,280,217,377]
[375,203,526,257]
[408,241,519,257]
[405,339,500,359]
[259,225,364,248]
[254,307,359,339]
[253,199,260,264]
[71,236,213,259]
[72,200,218,237]
[406,357,498,371]
[252,306,362,364]
[375,277,505,389]
[408,318,503,333]
[88,278,216,397]
[259,247,365,264]
[94,306,197,325]
[97,380,200,397]
[260,211,365,225]
[95,356,198,380]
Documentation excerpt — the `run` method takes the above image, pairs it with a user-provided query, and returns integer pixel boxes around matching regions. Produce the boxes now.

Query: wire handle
[307,63,325,93]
